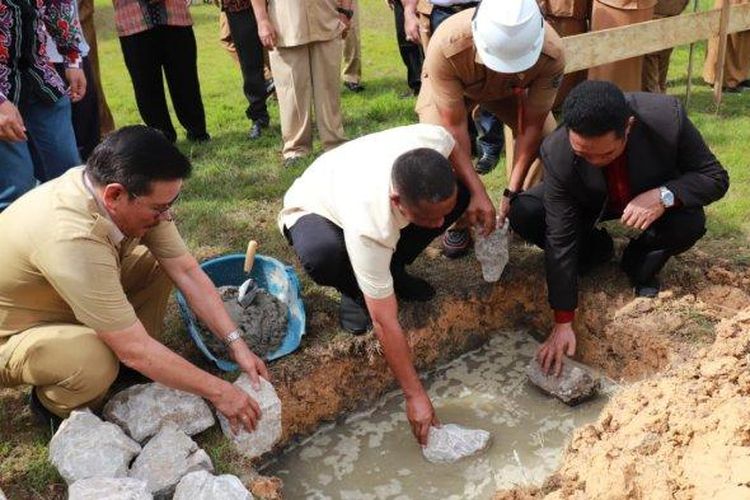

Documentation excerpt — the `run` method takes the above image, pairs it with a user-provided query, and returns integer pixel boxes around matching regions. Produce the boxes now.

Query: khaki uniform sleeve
[424,42,467,112]
[141,221,189,259]
[31,237,138,332]
[344,232,395,300]
[527,56,566,115]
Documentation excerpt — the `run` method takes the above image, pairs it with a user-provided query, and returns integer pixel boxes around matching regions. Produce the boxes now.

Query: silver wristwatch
[659,186,675,208]
[223,329,242,347]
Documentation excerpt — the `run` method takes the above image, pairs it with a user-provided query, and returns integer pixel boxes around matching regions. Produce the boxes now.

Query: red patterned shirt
[113,0,193,38]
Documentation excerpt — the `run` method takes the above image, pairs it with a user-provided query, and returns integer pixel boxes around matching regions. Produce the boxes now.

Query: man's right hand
[258,19,277,49]
[537,322,577,377]
[405,390,439,446]
[466,190,497,236]
[211,380,262,434]
[0,101,27,142]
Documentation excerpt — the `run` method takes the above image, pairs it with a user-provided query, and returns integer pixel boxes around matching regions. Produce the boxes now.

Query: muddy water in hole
[263,331,616,499]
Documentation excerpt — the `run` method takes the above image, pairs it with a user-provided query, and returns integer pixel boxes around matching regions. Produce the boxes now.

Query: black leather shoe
[344,81,365,93]
[621,244,671,299]
[339,294,372,334]
[29,389,62,434]
[392,267,435,302]
[635,277,660,298]
[475,149,501,175]
[187,131,211,143]
[249,119,269,140]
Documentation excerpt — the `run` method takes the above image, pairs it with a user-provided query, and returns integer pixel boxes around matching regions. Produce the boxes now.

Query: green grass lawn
[1,0,749,497]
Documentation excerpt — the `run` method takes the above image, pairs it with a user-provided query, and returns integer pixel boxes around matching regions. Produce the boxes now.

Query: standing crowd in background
[0,0,748,211]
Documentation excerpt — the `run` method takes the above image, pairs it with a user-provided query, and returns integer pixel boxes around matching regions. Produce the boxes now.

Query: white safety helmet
[471,0,545,74]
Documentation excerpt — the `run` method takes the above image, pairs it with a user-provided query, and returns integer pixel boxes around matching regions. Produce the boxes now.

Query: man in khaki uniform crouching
[0,126,269,432]
[416,0,564,255]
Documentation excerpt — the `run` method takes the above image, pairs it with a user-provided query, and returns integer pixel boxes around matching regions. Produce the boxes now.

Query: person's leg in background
[703,0,750,94]
[226,7,271,139]
[393,0,424,96]
[218,11,240,64]
[0,140,36,211]
[310,37,347,152]
[473,107,505,175]
[161,26,210,142]
[270,44,315,163]
[119,28,178,142]
[78,0,115,135]
[342,0,364,92]
[21,95,81,182]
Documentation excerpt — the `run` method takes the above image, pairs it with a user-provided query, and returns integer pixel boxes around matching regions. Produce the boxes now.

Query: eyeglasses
[132,193,180,222]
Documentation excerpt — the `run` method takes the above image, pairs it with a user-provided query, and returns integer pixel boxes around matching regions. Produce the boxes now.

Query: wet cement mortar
[199,286,287,358]
[244,242,750,499]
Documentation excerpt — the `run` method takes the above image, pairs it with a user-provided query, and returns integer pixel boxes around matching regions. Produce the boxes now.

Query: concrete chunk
[526,358,601,405]
[217,375,282,459]
[49,409,142,484]
[103,383,215,443]
[173,470,254,500]
[68,477,152,500]
[129,423,213,498]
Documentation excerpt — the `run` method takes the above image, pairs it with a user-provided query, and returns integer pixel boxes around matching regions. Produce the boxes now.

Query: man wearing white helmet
[416,0,564,256]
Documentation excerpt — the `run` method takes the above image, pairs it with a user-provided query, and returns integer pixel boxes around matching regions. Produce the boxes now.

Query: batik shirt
[112,0,192,38]
[0,0,83,106]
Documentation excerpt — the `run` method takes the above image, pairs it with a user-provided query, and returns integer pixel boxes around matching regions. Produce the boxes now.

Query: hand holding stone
[211,380,261,434]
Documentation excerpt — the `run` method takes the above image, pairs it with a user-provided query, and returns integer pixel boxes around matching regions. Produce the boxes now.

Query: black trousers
[119,25,207,142]
[226,8,269,123]
[393,0,423,93]
[285,181,471,300]
[54,56,101,160]
[508,183,707,266]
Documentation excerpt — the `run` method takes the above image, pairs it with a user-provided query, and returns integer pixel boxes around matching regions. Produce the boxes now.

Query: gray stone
[68,477,152,500]
[173,470,254,500]
[422,424,492,464]
[49,409,141,484]
[217,375,282,459]
[103,383,215,442]
[129,423,213,498]
[526,358,601,405]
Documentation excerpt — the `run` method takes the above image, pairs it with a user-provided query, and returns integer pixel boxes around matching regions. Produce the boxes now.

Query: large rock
[49,409,141,484]
[104,383,215,442]
[526,358,601,405]
[129,423,213,498]
[422,424,491,464]
[68,477,152,500]
[217,375,282,459]
[173,470,253,500]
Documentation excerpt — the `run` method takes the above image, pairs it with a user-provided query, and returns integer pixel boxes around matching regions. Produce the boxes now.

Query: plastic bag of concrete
[217,375,282,459]
[173,470,253,500]
[473,220,510,282]
[422,424,491,463]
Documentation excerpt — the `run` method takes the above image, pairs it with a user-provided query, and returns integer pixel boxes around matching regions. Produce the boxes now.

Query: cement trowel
[238,240,260,309]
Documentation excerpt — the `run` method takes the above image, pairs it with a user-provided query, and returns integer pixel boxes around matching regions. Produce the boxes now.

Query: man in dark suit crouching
[508,80,729,375]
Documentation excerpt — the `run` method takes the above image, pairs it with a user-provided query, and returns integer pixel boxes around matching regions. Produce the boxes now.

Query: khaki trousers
[703,0,750,88]
[546,16,588,108]
[78,0,115,135]
[342,0,361,84]
[643,45,674,93]
[0,247,173,418]
[270,38,347,159]
[588,0,654,91]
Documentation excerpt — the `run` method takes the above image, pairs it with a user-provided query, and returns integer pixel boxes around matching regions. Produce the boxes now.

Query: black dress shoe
[29,389,63,434]
[392,267,435,302]
[187,131,211,143]
[249,119,269,140]
[634,277,660,298]
[339,294,372,334]
[475,149,500,175]
[344,81,365,93]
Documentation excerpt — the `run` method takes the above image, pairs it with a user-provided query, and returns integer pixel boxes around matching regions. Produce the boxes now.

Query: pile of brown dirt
[496,305,750,500]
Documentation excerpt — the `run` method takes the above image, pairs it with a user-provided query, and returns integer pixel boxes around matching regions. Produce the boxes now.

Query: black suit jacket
[539,92,729,311]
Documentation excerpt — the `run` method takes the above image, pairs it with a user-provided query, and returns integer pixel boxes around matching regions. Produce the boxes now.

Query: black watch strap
[503,188,521,199]
[336,6,354,19]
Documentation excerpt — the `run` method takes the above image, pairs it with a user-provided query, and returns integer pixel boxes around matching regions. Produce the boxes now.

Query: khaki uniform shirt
[598,0,656,10]
[267,0,344,48]
[279,124,455,299]
[0,167,188,352]
[416,8,565,119]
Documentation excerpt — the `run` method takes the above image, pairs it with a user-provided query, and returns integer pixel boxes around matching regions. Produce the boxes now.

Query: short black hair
[562,81,631,138]
[86,125,192,196]
[392,148,456,206]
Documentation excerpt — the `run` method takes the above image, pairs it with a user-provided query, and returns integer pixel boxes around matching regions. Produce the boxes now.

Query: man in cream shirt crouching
[279,124,469,446]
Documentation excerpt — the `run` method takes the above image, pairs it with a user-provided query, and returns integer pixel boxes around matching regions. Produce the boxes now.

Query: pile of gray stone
[48,379,281,499]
